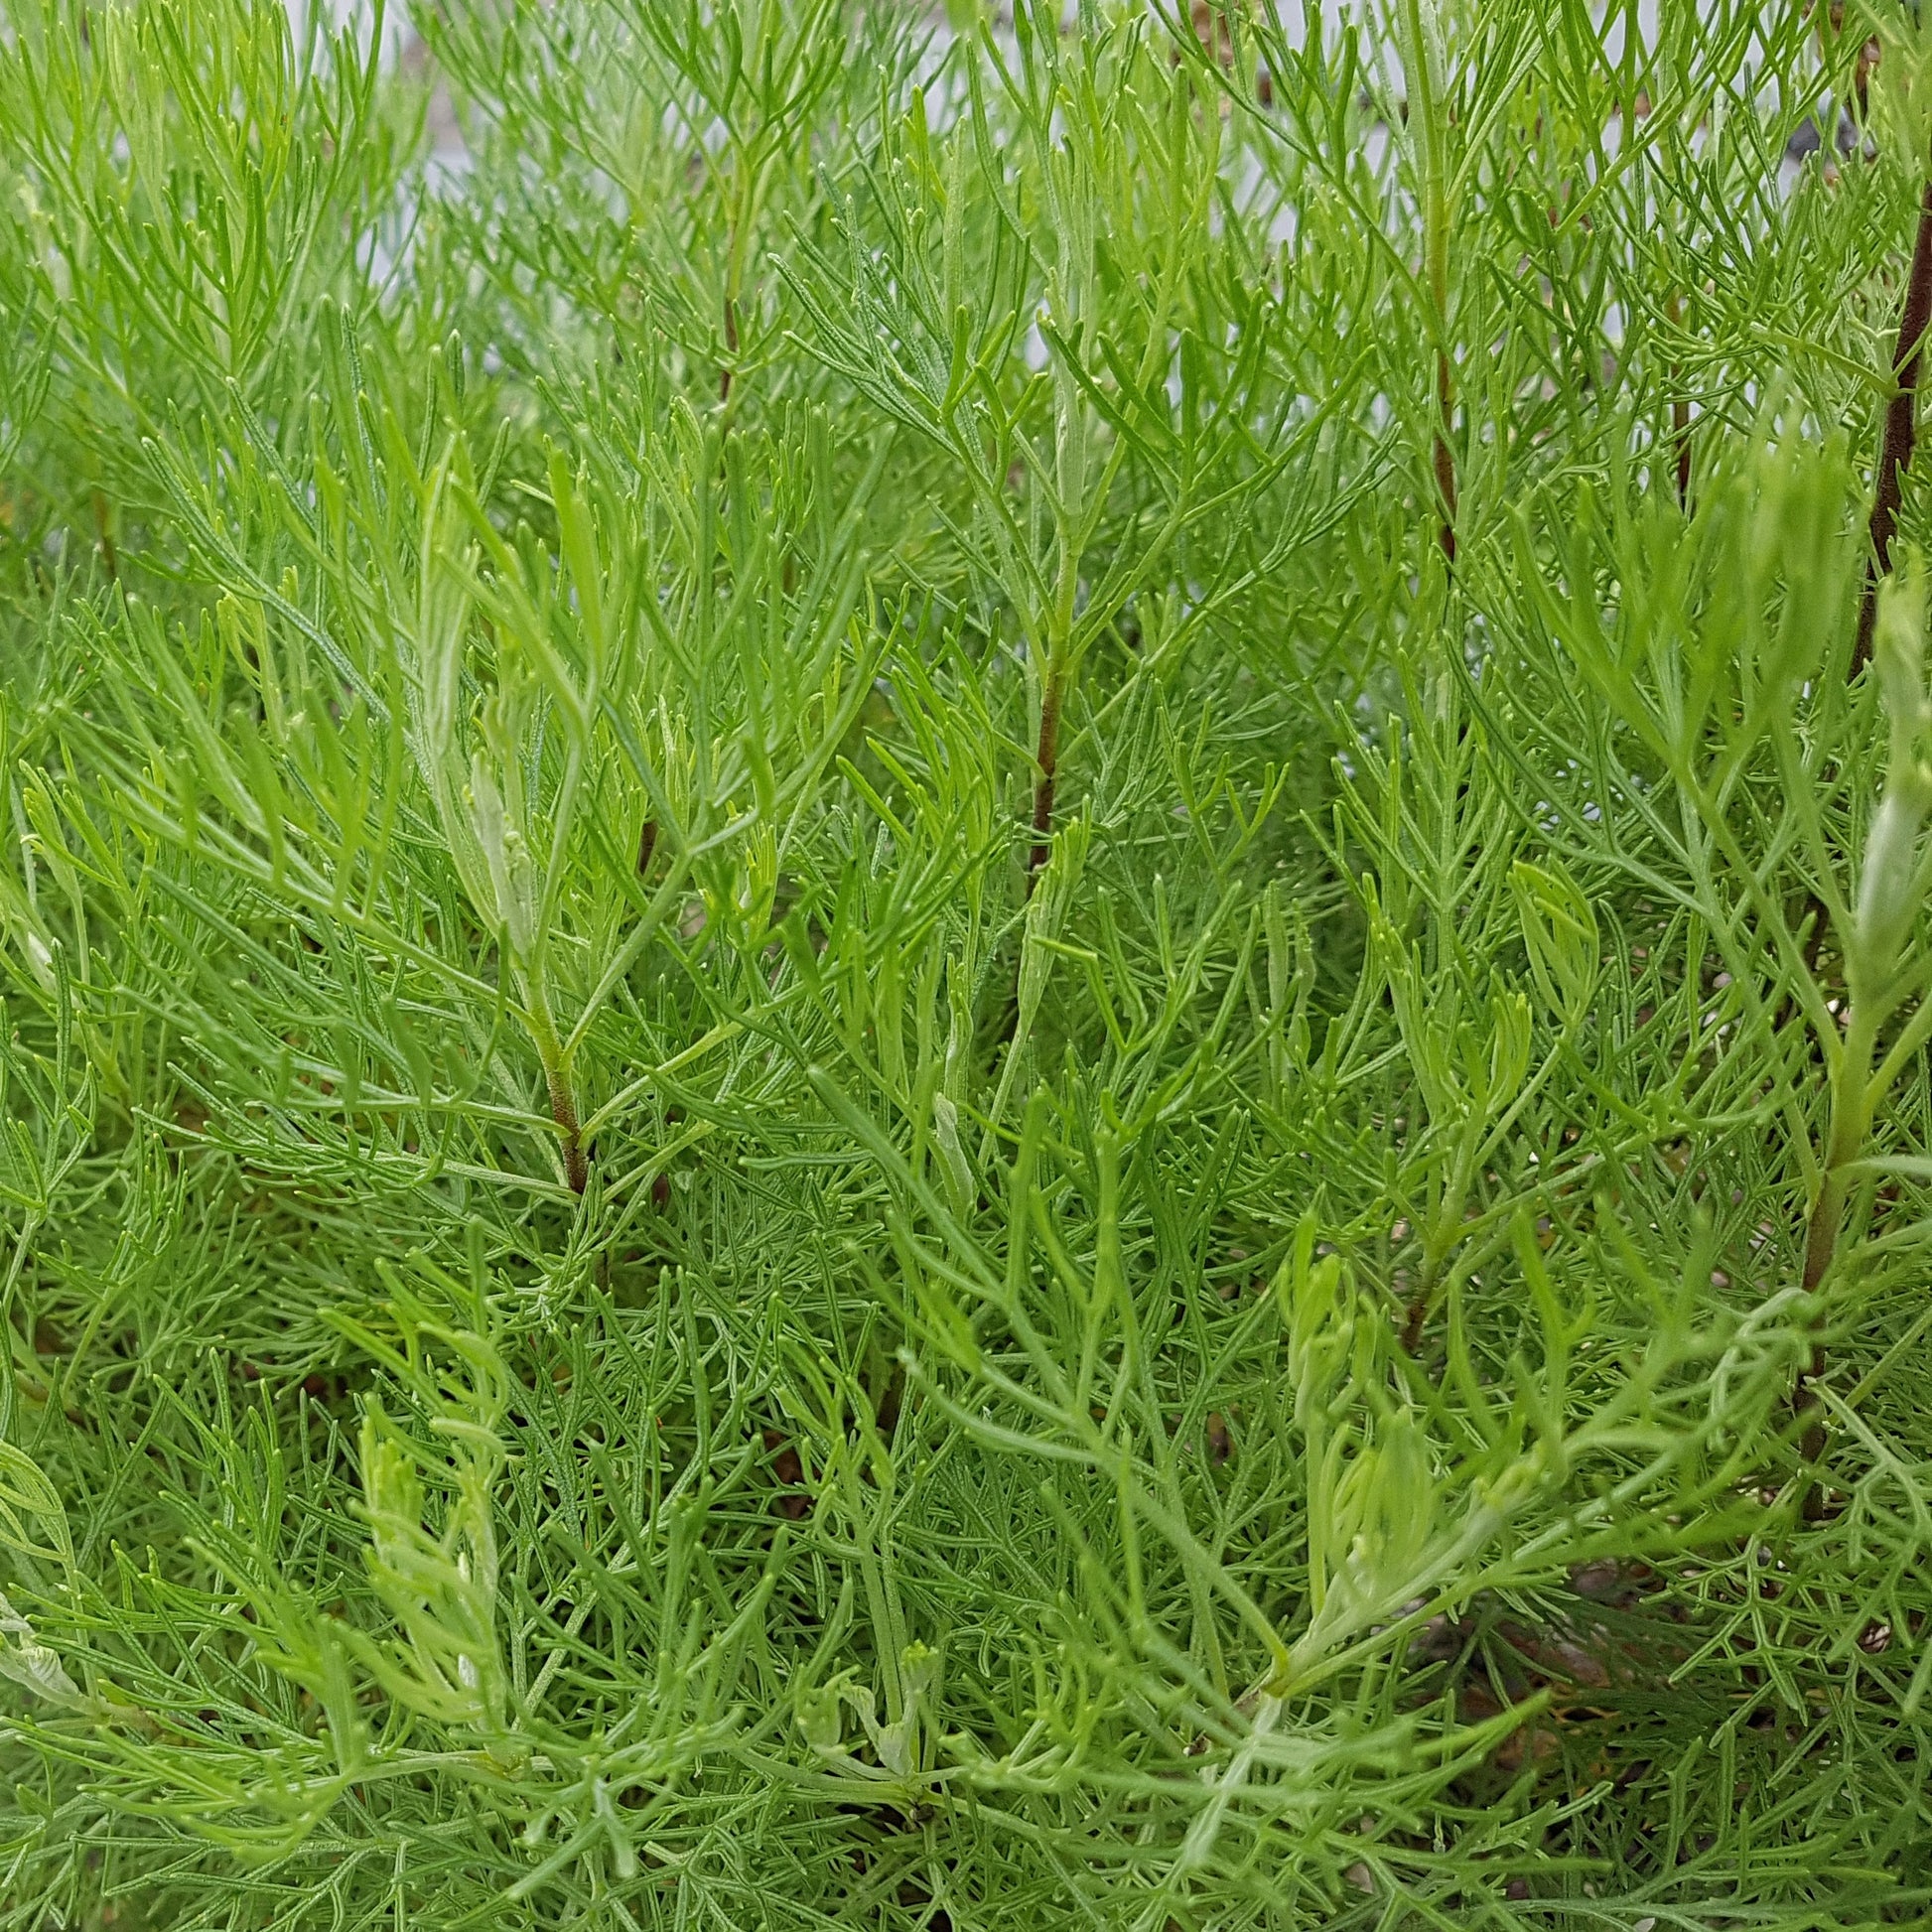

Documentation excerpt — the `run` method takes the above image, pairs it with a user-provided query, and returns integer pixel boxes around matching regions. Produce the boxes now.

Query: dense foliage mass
[0,0,1929,1923]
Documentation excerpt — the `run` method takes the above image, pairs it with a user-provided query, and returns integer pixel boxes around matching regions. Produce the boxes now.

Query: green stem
[1401,1136,1473,1355]
[1403,0,1455,564]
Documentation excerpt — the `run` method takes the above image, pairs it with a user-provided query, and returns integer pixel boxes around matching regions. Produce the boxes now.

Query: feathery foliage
[0,0,1929,1924]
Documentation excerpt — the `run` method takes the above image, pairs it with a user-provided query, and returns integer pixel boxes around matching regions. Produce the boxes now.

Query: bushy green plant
[0,0,1929,1924]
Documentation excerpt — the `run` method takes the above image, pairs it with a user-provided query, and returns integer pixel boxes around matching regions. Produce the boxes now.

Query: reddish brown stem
[1400,1293,1427,1357]
[1433,348,1456,566]
[1801,1190,1841,1302]
[1853,170,1932,678]
[1664,290,1693,510]
[545,1066,588,1195]
[1026,672,1063,889]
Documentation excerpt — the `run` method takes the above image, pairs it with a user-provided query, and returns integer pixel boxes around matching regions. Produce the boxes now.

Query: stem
[545,1063,589,1196]
[1853,168,1932,678]
[1399,1291,1424,1357]
[1665,290,1693,508]
[1425,165,1454,564]
[1791,1017,1873,1494]
[91,489,118,582]
[1026,664,1063,889]
[1402,0,1455,566]
[527,996,588,1195]
[718,144,763,411]
[1804,1025,1876,1296]
[1433,346,1456,566]
[1400,1118,1482,1353]
[719,293,739,407]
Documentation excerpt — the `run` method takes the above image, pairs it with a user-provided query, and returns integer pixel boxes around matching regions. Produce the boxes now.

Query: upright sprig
[783,2,1282,883]
[1795,565,1932,1465]
[0,0,408,537]
[1395,0,1458,562]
